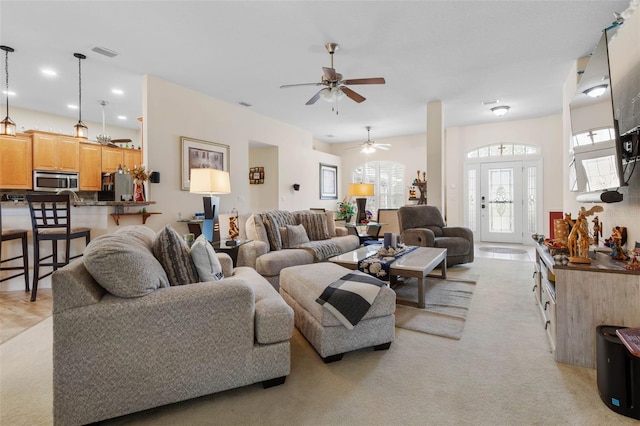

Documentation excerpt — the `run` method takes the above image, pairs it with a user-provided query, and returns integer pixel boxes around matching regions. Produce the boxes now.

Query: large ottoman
[280,263,396,363]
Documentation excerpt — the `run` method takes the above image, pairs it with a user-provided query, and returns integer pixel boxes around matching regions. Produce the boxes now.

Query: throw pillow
[325,210,337,237]
[261,210,296,251]
[190,235,224,282]
[84,229,170,298]
[279,224,310,248]
[296,212,330,241]
[153,224,199,286]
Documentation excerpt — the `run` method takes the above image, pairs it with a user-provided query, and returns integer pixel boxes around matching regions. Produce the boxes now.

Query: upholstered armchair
[398,205,474,265]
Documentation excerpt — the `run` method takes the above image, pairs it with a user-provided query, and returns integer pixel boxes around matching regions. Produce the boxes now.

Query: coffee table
[329,245,447,309]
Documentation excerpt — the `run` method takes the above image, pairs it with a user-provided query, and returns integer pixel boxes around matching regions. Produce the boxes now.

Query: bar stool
[0,205,30,291]
[27,194,91,301]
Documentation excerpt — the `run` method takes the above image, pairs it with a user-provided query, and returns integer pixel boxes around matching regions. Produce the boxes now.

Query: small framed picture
[250,167,264,184]
[320,163,338,200]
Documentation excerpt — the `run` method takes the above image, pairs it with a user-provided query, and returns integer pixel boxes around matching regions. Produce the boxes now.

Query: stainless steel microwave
[33,171,79,192]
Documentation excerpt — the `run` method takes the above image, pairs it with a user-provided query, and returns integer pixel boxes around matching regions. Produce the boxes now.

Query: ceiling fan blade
[305,89,324,105]
[343,77,386,85]
[323,67,337,81]
[376,145,390,151]
[341,87,366,103]
[280,82,323,89]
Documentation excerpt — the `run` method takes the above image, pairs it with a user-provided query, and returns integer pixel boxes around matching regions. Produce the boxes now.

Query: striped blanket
[316,272,386,329]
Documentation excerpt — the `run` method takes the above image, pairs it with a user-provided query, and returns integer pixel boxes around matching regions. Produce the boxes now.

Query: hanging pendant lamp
[0,45,16,136]
[73,53,88,139]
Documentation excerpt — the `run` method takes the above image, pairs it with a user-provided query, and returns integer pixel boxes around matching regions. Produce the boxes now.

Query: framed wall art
[319,163,338,200]
[249,166,264,184]
[181,136,230,190]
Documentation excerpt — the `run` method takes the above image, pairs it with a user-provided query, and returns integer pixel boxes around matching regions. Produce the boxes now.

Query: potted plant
[336,199,356,222]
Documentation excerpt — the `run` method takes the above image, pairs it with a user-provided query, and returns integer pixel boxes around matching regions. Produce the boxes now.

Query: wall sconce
[293,183,300,191]
[0,45,16,136]
[73,53,88,139]
[491,105,510,117]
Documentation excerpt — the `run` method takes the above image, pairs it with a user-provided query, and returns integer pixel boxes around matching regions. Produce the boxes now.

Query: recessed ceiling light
[112,88,124,95]
[491,105,510,116]
[41,68,57,77]
[2,90,16,96]
[117,115,127,120]
[67,104,78,110]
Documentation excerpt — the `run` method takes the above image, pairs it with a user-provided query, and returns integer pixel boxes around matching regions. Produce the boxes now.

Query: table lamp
[190,168,231,242]
[349,183,374,224]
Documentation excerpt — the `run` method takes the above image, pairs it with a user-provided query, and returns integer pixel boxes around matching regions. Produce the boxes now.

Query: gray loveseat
[398,205,474,266]
[236,210,359,289]
[52,225,294,425]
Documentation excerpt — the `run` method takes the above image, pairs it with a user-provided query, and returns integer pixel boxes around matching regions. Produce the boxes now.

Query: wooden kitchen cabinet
[30,131,79,171]
[79,142,102,190]
[102,146,123,173]
[0,133,33,189]
[123,149,142,169]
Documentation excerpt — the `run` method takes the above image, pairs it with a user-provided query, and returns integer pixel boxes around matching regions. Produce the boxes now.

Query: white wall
[143,75,343,233]
[248,146,279,211]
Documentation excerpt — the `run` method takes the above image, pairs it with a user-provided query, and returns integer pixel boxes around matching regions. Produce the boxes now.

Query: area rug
[393,277,476,340]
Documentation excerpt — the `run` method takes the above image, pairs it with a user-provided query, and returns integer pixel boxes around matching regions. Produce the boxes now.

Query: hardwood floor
[0,289,52,344]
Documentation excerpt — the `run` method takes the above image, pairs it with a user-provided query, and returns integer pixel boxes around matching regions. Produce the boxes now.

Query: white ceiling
[0,1,631,143]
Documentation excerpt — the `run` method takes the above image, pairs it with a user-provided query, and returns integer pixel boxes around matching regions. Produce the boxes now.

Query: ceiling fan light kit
[281,42,385,114]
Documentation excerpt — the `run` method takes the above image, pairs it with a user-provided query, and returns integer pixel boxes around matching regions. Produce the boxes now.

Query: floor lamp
[349,183,374,224]
[190,168,231,243]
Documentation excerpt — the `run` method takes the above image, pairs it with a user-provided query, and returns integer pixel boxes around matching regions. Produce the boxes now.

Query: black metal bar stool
[27,194,91,301]
[0,205,30,291]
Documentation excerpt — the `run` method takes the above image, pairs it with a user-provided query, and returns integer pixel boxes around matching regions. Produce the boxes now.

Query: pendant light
[0,45,16,136]
[73,53,88,139]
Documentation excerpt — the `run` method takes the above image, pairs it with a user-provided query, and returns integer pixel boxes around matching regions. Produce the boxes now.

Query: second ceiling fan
[280,43,385,111]
[346,126,391,153]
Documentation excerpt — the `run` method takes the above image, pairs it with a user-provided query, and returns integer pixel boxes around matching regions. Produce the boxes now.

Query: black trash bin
[596,325,640,420]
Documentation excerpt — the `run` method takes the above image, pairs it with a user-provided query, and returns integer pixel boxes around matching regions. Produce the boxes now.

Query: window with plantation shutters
[351,161,406,215]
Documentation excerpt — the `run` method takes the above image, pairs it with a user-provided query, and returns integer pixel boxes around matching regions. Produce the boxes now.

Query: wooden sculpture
[413,170,427,205]
[567,206,604,264]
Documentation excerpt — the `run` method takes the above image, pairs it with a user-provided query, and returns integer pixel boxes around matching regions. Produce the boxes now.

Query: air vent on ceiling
[482,99,500,106]
[238,101,252,107]
[91,46,119,58]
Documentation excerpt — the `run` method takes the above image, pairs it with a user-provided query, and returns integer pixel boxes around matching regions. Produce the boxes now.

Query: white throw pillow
[190,235,224,282]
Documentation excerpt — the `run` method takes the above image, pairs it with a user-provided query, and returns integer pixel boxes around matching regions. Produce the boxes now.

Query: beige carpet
[2,257,638,425]
[394,277,476,339]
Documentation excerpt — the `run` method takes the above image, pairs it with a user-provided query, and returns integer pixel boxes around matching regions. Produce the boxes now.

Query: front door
[480,161,523,243]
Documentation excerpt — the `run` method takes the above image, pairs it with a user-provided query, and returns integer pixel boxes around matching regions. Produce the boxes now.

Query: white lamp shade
[189,168,231,194]
[349,183,374,197]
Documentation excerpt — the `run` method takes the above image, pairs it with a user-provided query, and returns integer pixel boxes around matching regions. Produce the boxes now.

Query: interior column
[426,101,444,213]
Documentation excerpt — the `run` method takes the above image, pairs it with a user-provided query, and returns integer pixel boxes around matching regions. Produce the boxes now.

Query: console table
[534,244,640,368]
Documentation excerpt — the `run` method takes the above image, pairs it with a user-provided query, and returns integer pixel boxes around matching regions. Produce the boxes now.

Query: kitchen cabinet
[30,131,79,172]
[123,149,142,169]
[102,146,123,173]
[0,133,32,189]
[79,142,102,190]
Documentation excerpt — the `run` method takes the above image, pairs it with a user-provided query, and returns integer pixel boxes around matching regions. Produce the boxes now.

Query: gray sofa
[236,210,360,290]
[398,205,474,266]
[52,225,294,425]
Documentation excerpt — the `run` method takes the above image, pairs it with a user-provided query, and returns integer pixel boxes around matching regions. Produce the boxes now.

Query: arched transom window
[466,143,538,159]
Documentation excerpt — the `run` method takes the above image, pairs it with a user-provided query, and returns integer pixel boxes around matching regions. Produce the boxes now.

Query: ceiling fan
[346,126,391,153]
[280,43,385,112]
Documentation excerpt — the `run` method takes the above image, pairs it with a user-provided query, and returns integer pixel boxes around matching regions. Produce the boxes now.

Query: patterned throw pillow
[296,212,330,241]
[153,225,199,286]
[261,210,296,251]
[190,235,224,282]
[279,224,310,248]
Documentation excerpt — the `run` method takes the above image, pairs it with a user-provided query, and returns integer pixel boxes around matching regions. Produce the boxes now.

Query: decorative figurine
[567,206,603,264]
[592,216,601,246]
[412,170,427,205]
[228,208,239,240]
